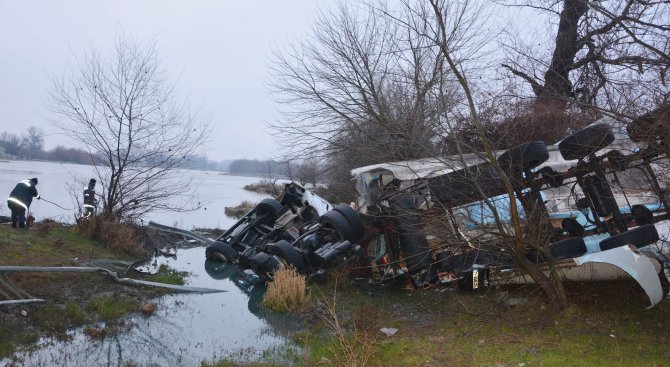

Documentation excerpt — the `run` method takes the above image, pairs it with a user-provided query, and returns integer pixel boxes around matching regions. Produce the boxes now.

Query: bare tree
[0,132,25,157]
[22,127,45,158]
[50,37,208,221]
[390,0,568,308]
[500,0,670,115]
[269,1,458,192]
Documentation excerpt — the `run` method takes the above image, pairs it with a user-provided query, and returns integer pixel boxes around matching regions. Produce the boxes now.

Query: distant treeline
[227,159,321,185]
[228,159,290,177]
[0,128,97,164]
[0,127,232,171]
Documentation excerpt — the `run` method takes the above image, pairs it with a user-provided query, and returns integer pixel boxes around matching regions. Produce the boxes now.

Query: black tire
[255,198,283,218]
[562,217,585,237]
[205,242,239,262]
[498,141,550,172]
[247,252,280,282]
[632,205,654,226]
[599,224,659,251]
[265,240,306,270]
[333,203,365,242]
[387,194,432,274]
[558,124,615,160]
[547,237,587,260]
[319,210,356,242]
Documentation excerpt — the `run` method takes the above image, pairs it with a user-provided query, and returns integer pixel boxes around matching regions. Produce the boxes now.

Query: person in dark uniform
[7,178,40,228]
[83,178,97,218]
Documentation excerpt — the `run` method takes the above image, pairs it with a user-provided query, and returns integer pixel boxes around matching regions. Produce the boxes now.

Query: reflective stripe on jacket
[7,180,39,209]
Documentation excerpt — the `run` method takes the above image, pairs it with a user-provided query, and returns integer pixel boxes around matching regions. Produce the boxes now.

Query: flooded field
[0,160,269,229]
[7,247,303,366]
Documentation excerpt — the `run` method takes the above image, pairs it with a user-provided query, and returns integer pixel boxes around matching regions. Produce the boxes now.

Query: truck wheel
[205,242,239,262]
[547,237,587,260]
[320,210,356,242]
[265,240,306,270]
[562,218,585,237]
[247,252,279,282]
[632,205,653,226]
[333,203,365,242]
[599,224,659,251]
[498,141,550,172]
[255,198,283,218]
[558,124,614,160]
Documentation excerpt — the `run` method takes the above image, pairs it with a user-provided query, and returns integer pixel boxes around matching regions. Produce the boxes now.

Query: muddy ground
[0,221,191,357]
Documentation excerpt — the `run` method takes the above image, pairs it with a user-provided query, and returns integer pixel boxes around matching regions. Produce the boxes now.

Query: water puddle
[9,247,303,366]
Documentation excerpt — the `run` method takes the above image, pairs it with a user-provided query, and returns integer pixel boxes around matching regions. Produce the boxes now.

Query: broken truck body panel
[494,246,663,308]
[349,115,670,304]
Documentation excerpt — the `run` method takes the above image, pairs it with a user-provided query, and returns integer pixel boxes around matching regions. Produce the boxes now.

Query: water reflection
[9,247,302,367]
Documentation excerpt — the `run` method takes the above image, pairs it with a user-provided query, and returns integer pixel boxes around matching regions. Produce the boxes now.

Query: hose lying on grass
[0,265,225,305]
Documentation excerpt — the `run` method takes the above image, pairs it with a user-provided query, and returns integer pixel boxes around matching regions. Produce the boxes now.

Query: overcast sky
[0,0,325,161]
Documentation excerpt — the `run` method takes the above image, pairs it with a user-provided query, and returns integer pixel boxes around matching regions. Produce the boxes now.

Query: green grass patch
[0,321,38,359]
[88,294,139,319]
[147,264,189,285]
[0,223,131,266]
[64,301,87,325]
[296,279,670,367]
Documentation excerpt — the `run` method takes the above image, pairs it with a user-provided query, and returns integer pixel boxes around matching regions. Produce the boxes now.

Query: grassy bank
[0,221,185,359]
[206,277,670,367]
[299,279,670,366]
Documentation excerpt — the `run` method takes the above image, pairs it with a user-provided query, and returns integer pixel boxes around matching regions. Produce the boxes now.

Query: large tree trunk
[536,0,589,111]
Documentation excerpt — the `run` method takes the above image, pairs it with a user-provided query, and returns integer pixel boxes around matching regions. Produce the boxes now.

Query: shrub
[34,219,59,236]
[262,267,307,312]
[243,180,283,196]
[224,200,255,219]
[76,216,143,255]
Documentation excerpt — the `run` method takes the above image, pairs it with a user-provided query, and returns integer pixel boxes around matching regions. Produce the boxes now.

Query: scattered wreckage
[151,112,669,307]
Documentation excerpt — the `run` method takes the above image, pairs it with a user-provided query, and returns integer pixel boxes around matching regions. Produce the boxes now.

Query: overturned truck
[205,113,670,306]
[205,182,366,281]
[349,115,670,305]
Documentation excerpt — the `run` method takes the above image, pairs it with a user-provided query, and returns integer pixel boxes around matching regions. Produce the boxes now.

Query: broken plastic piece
[575,245,663,308]
[380,327,398,337]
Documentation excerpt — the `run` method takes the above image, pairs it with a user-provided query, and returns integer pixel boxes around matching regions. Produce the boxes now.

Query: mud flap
[575,245,663,309]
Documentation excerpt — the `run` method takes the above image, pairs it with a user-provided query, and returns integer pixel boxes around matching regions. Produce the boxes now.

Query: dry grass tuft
[243,179,283,197]
[319,280,378,367]
[224,200,255,219]
[262,267,307,312]
[77,216,143,255]
[34,220,58,236]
